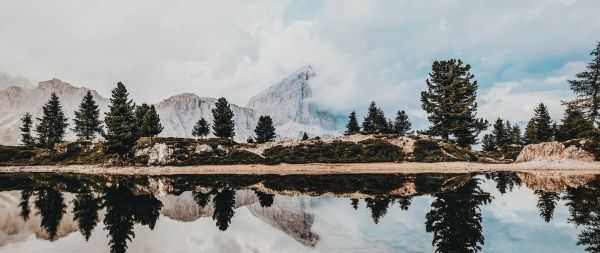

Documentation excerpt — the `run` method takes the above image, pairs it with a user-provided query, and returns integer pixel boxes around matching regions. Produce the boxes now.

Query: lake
[0,172,598,253]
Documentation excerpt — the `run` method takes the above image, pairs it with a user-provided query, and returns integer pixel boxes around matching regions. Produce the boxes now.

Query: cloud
[0,0,598,128]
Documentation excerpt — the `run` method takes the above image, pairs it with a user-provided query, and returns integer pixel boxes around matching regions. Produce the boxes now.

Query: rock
[517,172,596,192]
[516,141,595,163]
[135,143,175,165]
[194,144,212,153]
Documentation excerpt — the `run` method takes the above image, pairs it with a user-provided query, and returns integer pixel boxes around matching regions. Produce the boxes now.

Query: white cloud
[0,0,598,128]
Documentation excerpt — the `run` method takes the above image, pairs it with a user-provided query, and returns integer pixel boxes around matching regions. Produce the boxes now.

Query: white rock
[194,144,212,153]
[515,141,595,163]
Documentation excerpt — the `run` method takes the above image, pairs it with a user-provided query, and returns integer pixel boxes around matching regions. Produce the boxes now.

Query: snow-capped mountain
[246,66,342,138]
[0,66,342,145]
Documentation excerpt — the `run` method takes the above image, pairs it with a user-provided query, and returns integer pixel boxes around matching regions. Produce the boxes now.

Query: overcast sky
[1,0,599,128]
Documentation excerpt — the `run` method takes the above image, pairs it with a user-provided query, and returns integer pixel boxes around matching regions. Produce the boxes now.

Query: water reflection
[0,172,598,252]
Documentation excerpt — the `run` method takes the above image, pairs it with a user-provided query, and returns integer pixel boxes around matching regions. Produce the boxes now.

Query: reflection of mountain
[0,191,78,246]
[158,190,319,247]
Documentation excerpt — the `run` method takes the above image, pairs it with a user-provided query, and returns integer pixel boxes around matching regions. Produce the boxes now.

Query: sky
[1,0,599,129]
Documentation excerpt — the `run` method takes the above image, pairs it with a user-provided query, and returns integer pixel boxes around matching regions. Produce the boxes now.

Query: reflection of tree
[535,190,560,223]
[35,188,66,241]
[425,178,492,253]
[365,197,392,224]
[564,177,600,252]
[73,192,102,241]
[255,191,274,207]
[193,190,212,209]
[212,188,236,231]
[19,190,33,221]
[103,184,163,253]
[351,198,359,210]
[485,172,521,194]
[396,196,412,211]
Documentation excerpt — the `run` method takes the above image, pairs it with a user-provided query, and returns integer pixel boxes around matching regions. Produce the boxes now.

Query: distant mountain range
[0,66,343,145]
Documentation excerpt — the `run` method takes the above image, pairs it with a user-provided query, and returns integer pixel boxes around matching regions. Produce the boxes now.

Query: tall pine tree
[212,97,235,139]
[192,118,210,139]
[525,103,554,144]
[421,59,488,147]
[20,112,35,146]
[344,111,361,135]
[134,103,150,132]
[567,41,600,126]
[362,102,388,134]
[103,82,139,158]
[492,118,509,149]
[35,92,68,148]
[141,105,163,139]
[254,115,276,144]
[393,110,412,136]
[556,105,594,141]
[482,134,497,152]
[508,124,523,145]
[73,91,103,141]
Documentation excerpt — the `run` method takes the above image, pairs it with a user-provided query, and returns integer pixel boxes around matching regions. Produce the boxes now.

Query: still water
[0,172,598,253]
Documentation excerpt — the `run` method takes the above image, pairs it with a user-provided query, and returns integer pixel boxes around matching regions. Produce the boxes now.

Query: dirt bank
[1,161,599,175]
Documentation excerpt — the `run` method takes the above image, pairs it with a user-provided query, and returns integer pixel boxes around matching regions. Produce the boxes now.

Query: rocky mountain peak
[37,78,76,90]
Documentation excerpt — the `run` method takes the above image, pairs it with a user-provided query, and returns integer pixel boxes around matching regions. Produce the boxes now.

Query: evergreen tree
[567,41,600,126]
[421,59,488,147]
[254,115,276,144]
[525,103,554,144]
[482,134,497,152]
[104,82,139,158]
[73,91,103,141]
[134,103,150,132]
[19,190,32,221]
[396,196,412,211]
[212,97,235,139]
[103,184,135,253]
[556,106,594,141]
[351,198,359,210]
[193,190,212,209]
[362,102,388,134]
[508,124,523,145]
[192,118,210,139]
[492,118,509,149]
[255,191,275,207]
[344,111,361,135]
[20,112,35,146]
[365,197,392,224]
[302,132,309,141]
[486,172,522,195]
[35,92,69,148]
[141,105,163,139]
[393,110,412,136]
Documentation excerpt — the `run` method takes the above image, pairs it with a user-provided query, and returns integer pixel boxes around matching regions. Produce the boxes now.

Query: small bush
[0,145,36,164]
[413,139,444,162]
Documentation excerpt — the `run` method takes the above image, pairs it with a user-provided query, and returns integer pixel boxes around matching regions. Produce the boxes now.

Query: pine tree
[482,134,497,152]
[362,102,388,134]
[492,118,509,149]
[392,110,412,136]
[20,112,35,146]
[567,41,600,126]
[508,124,523,145]
[212,97,235,139]
[301,132,309,140]
[192,118,210,139]
[35,92,69,148]
[525,103,554,144]
[142,105,163,139]
[73,91,103,141]
[254,115,276,144]
[556,106,594,141]
[524,119,537,145]
[134,103,150,133]
[344,111,361,135]
[421,59,488,147]
[103,82,139,158]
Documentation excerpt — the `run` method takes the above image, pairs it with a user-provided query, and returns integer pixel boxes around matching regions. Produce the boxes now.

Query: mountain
[156,93,257,142]
[0,79,109,145]
[0,66,342,145]
[0,72,31,90]
[246,66,342,138]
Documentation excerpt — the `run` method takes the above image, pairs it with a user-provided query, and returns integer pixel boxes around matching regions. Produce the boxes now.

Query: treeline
[343,42,600,152]
[19,82,278,159]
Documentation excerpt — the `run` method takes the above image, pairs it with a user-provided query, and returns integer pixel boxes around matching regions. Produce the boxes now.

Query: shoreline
[1,161,599,175]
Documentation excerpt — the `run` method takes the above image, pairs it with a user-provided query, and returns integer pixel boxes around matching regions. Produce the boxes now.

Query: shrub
[0,145,36,164]
[413,139,444,162]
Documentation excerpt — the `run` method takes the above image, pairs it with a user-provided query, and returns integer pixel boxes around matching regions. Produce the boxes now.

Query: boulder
[515,141,595,163]
[135,142,175,165]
